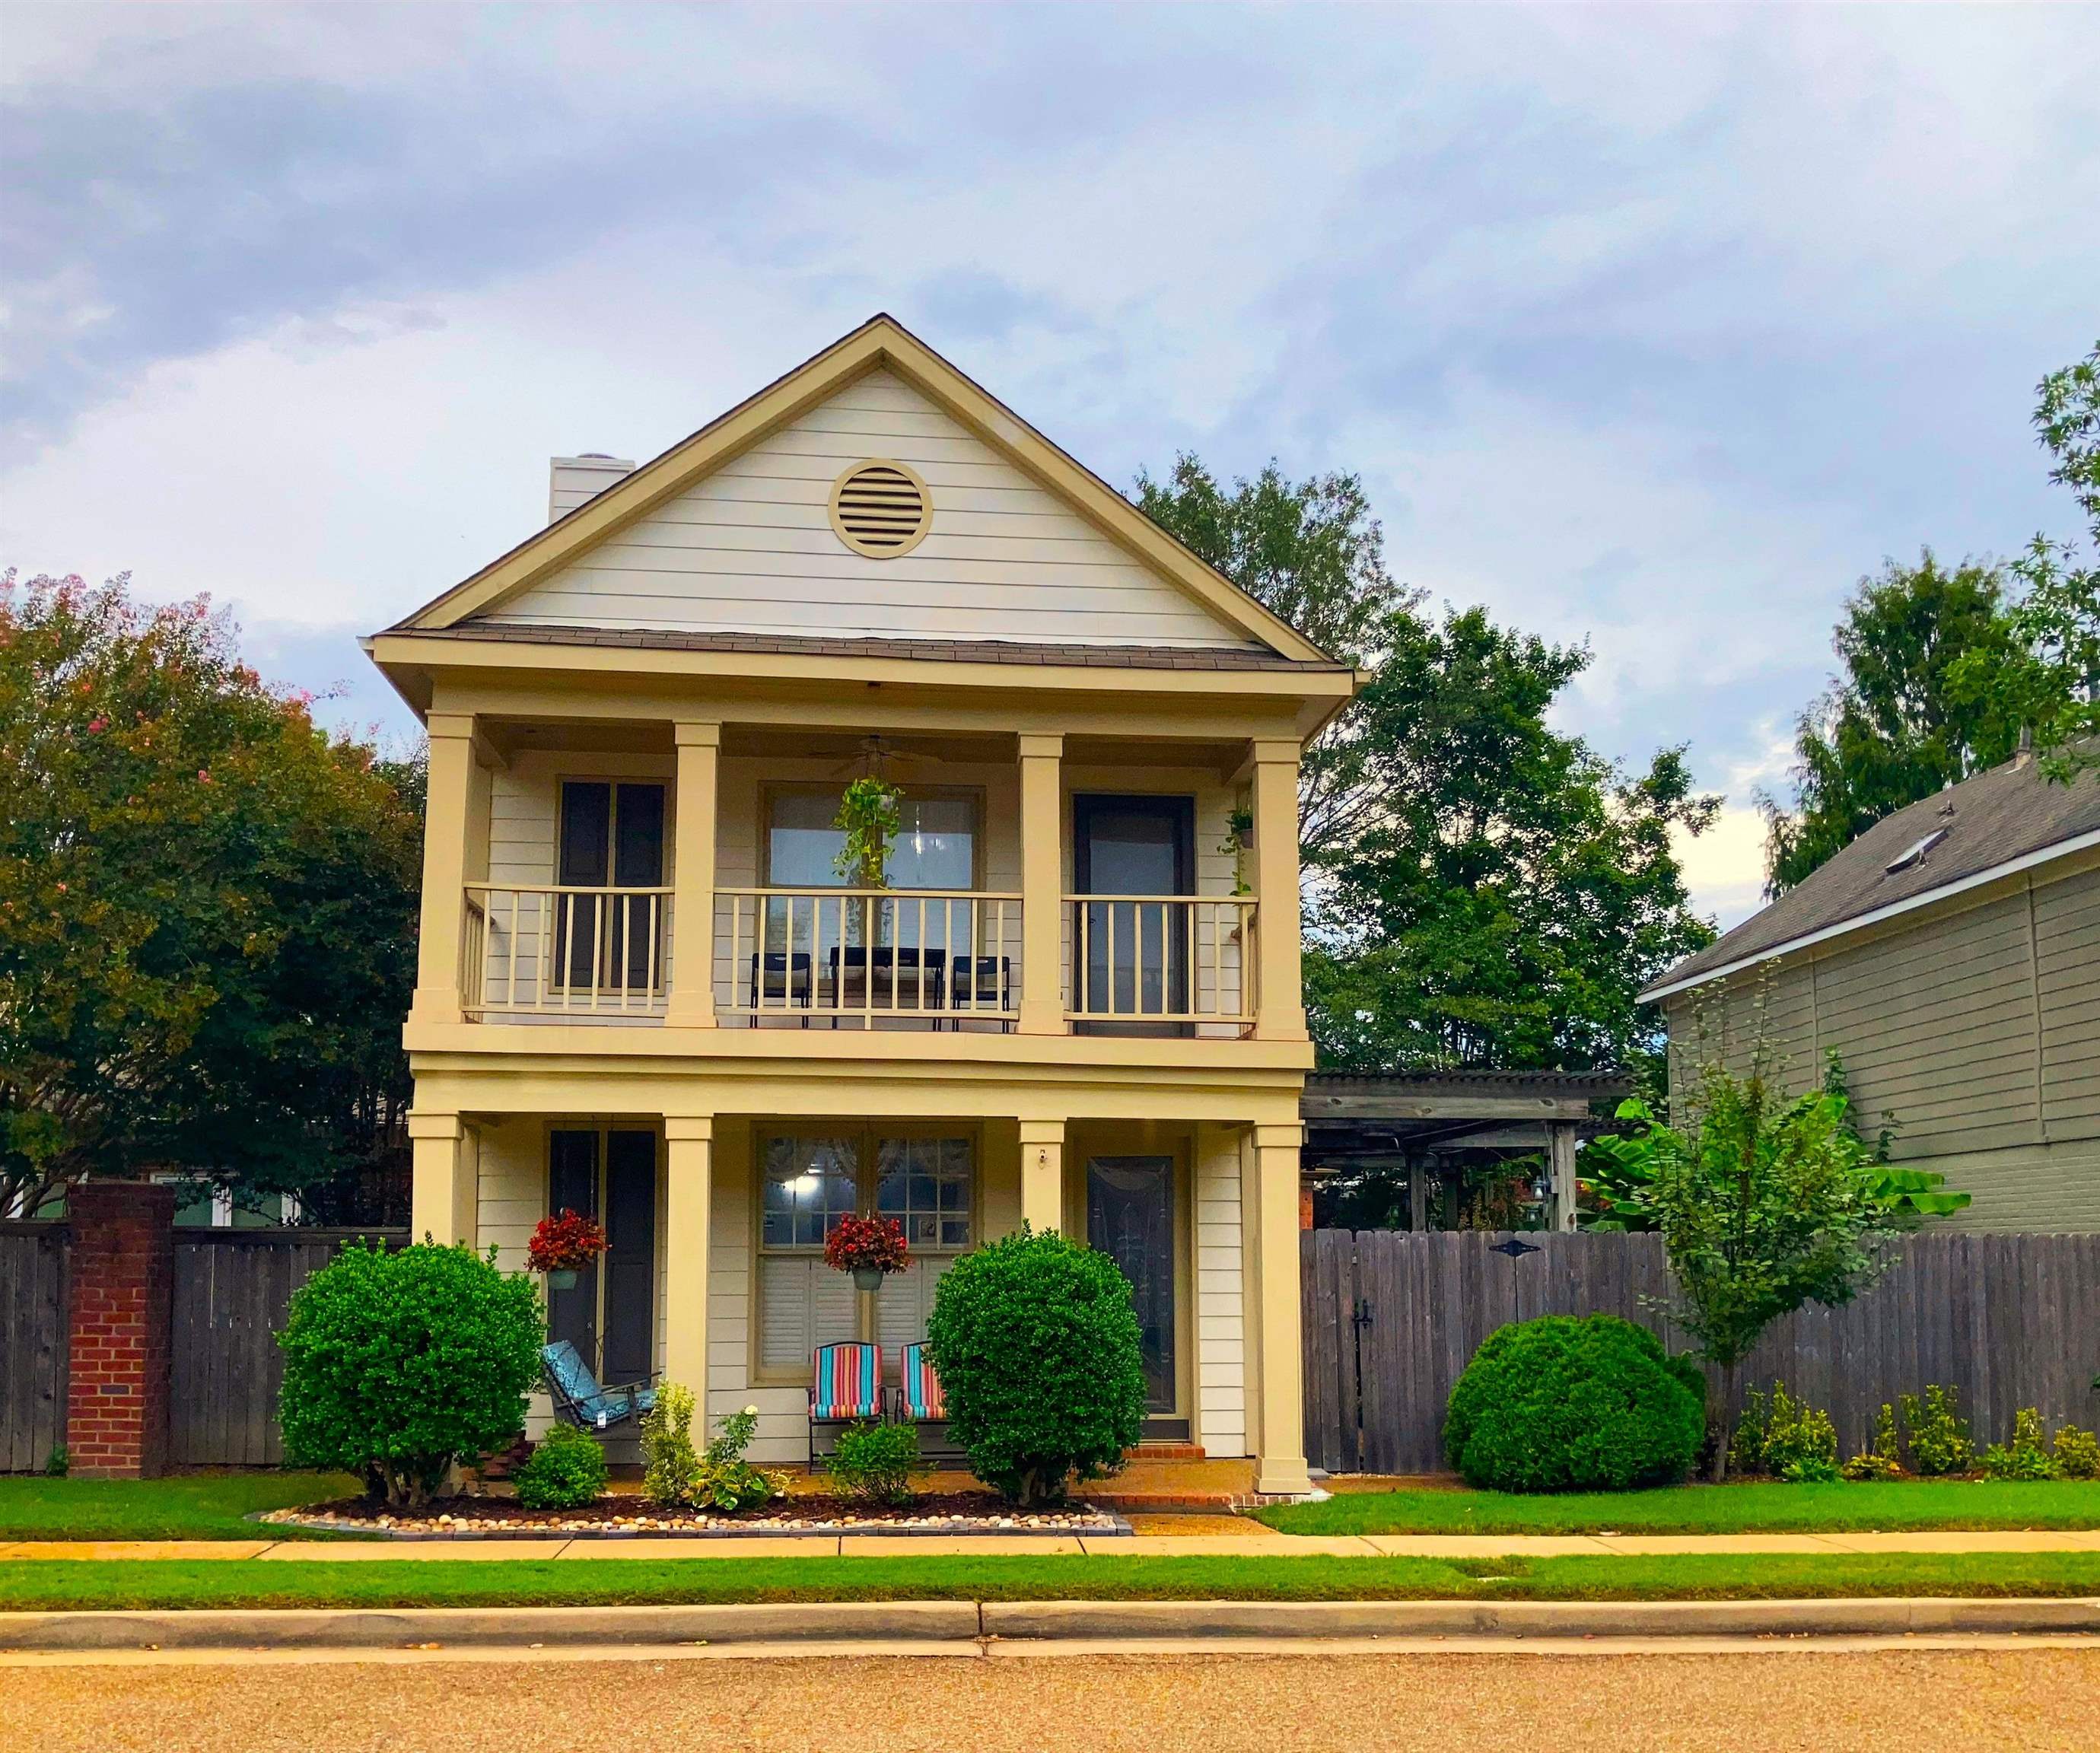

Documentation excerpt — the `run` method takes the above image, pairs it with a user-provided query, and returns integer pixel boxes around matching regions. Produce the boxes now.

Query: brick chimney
[549,454,635,525]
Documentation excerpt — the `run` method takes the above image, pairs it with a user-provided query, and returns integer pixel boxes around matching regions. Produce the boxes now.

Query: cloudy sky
[4,3,2096,927]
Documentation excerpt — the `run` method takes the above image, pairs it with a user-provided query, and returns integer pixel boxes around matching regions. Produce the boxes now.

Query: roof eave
[1639,826,2100,1003]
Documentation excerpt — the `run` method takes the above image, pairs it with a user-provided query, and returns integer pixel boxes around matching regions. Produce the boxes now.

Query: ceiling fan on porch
[827,734,940,781]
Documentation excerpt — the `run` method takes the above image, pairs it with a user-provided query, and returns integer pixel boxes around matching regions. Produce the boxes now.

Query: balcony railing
[456,885,1258,1032]
[463,884,672,1018]
[716,888,1023,1027]
[1064,896,1257,1026]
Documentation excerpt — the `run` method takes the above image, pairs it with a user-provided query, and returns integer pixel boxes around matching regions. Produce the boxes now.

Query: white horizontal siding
[1194,1123,1247,1457]
[472,1118,552,1435]
[485,370,1258,649]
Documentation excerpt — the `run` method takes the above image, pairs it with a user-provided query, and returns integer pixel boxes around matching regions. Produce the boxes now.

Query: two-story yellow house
[368,316,1353,1494]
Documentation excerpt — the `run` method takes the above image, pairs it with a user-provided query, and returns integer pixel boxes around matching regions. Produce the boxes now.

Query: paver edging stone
[248,1510,1134,1541]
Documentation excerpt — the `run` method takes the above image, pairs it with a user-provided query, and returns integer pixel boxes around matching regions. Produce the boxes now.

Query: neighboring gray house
[1640,751,2100,1231]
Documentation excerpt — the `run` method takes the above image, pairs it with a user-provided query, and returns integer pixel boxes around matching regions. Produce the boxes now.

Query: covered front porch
[408,1102,1311,1492]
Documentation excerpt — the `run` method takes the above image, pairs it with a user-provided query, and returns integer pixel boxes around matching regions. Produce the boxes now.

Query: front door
[1073,794,1193,1025]
[1086,1156,1177,1414]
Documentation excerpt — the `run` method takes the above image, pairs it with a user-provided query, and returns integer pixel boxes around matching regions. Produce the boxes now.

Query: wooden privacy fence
[0,1223,69,1473]
[1303,1229,2100,1476]
[170,1229,408,1467]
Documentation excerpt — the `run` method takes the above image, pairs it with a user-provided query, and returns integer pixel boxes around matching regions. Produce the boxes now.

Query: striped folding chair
[807,1341,883,1465]
[894,1341,962,1461]
[895,1342,946,1423]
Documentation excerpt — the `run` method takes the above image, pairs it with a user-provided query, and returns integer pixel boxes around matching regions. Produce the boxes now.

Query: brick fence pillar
[65,1181,177,1478]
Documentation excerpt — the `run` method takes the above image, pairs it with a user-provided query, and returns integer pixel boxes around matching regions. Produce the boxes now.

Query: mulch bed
[260,1493,1128,1539]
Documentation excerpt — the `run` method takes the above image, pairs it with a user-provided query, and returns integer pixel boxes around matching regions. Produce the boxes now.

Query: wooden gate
[0,1223,68,1473]
[1302,1230,2100,1475]
[170,1228,408,1467]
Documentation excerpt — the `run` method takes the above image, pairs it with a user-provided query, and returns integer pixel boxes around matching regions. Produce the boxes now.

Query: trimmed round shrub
[278,1240,544,1509]
[512,1423,609,1510]
[1442,1314,1705,1494]
[926,1226,1145,1507]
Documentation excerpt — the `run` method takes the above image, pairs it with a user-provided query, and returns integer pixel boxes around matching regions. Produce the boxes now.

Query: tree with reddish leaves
[0,571,422,1220]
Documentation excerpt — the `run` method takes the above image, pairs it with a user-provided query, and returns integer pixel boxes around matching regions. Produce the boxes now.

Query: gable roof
[1642,749,2100,1002]
[385,313,1331,663]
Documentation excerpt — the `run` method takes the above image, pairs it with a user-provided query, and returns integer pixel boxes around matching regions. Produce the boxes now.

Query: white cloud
[1671,723,1798,932]
[4,2,2095,804]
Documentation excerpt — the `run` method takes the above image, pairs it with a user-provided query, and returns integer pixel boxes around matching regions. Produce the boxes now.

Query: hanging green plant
[832,775,903,889]
[1219,805,1255,896]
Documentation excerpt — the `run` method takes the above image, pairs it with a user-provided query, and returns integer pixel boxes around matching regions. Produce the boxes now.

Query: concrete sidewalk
[5,1529,2100,1561]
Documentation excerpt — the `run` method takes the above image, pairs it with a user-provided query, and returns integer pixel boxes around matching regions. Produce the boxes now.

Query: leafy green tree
[0,571,422,1219]
[1136,460,1717,1071]
[1585,1055,1916,1479]
[1759,552,2025,896]
[1952,342,2100,782]
[1306,610,1717,1070]
[1586,1045,1970,1230]
[1133,454,1407,857]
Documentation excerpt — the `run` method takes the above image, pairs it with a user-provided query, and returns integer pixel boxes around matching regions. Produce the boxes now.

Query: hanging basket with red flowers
[528,1209,608,1289]
[824,1214,909,1291]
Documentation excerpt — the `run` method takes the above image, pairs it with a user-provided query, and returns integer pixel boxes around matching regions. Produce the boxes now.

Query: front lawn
[0,1472,363,1542]
[1258,1479,2100,1538]
[2,1551,2096,1611]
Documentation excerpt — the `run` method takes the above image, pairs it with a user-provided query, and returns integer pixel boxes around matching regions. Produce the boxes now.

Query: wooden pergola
[1298,1069,1630,1232]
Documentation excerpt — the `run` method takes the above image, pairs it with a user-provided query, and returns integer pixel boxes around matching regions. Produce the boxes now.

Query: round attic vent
[829,460,931,558]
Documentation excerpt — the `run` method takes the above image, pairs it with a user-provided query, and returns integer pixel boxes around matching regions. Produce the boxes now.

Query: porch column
[1250,1121,1314,1495]
[1548,1120,1580,1233]
[1250,740,1307,1042]
[409,712,485,1026]
[1017,733,1065,1035]
[409,1112,476,1248]
[1018,1118,1065,1236]
[667,721,721,1027]
[663,1117,714,1395]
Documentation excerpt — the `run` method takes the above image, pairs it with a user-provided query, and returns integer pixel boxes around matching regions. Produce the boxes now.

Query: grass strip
[1258,1480,2100,1538]
[2,1552,2096,1613]
[0,1475,366,1543]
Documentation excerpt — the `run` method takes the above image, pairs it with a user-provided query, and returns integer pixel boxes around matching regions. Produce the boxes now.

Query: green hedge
[926,1226,1145,1507]
[278,1240,543,1509]
[1443,1313,1706,1493]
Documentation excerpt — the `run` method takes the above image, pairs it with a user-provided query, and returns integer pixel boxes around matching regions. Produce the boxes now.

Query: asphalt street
[5,1644,2094,1751]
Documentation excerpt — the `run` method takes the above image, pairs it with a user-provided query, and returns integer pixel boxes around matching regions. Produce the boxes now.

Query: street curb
[1,1596,2095,1653]
[978,1596,2100,1641]
[0,1602,982,1652]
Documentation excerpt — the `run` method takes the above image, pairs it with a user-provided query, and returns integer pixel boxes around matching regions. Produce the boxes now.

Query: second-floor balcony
[418,718,1305,1045]
[457,882,1260,1032]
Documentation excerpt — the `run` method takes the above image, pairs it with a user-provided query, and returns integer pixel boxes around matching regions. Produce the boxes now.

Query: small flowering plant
[824,1214,908,1283]
[528,1209,608,1276]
